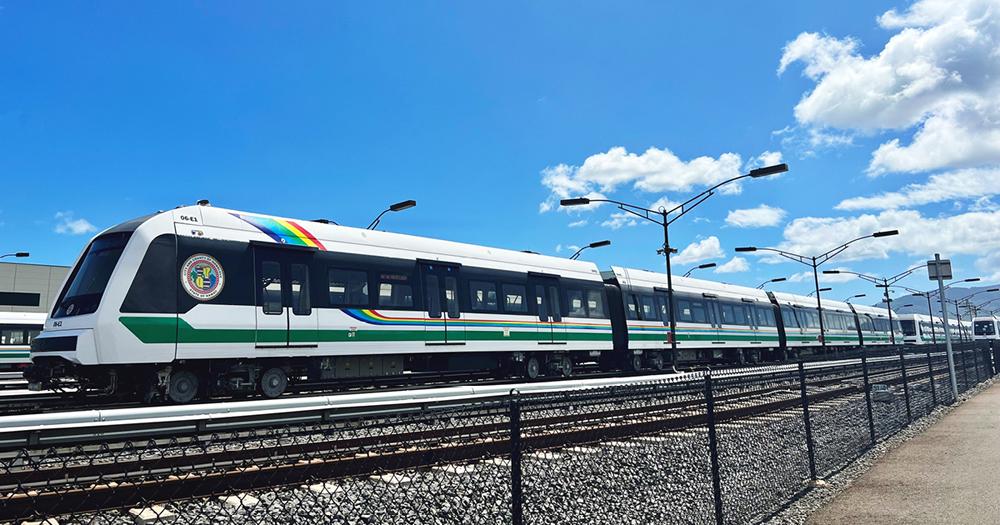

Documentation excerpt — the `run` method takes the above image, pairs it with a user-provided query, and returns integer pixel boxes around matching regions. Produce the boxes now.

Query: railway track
[0,349,961,522]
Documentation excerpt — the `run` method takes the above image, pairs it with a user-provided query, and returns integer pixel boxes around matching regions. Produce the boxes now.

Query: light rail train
[0,312,45,371]
[27,204,902,402]
[973,315,1000,341]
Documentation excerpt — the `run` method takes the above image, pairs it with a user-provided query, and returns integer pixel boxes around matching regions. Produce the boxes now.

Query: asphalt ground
[807,382,1000,524]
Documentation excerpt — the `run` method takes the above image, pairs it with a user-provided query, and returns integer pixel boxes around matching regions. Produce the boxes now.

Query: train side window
[655,293,669,324]
[380,282,414,308]
[587,290,606,319]
[721,304,735,324]
[27,330,41,342]
[732,305,747,326]
[535,285,548,322]
[640,295,657,321]
[470,281,498,312]
[548,286,562,322]
[626,295,639,320]
[290,263,311,316]
[502,284,527,313]
[690,300,708,324]
[758,307,776,327]
[677,299,693,322]
[781,308,798,328]
[261,261,282,315]
[846,315,857,331]
[1,330,24,345]
[328,269,369,306]
[445,276,460,318]
[566,289,586,317]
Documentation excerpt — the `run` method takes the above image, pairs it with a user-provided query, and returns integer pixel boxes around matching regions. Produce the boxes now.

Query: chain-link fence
[1,341,995,525]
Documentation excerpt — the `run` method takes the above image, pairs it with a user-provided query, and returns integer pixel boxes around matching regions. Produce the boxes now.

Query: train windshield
[900,320,916,336]
[974,321,995,336]
[53,232,132,318]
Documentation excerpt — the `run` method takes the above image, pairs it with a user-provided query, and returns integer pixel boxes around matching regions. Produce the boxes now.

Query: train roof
[606,266,773,304]
[0,312,46,324]
[123,205,605,283]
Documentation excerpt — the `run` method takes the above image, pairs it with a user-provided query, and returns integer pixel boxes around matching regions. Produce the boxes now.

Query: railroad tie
[219,493,259,508]
[302,482,344,495]
[128,506,177,525]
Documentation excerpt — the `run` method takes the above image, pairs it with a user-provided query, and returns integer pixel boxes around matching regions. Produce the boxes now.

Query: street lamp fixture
[756,277,787,289]
[367,200,417,230]
[682,263,717,277]
[735,229,899,352]
[845,294,866,303]
[0,253,29,259]
[569,240,611,261]
[807,287,832,297]
[561,163,787,370]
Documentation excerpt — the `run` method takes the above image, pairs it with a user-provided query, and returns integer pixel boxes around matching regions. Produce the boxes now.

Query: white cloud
[540,146,767,214]
[775,208,1000,262]
[975,252,1000,283]
[674,236,725,265]
[601,212,637,230]
[714,256,750,273]
[555,245,563,253]
[567,219,588,228]
[54,212,97,235]
[743,150,784,171]
[778,0,1000,175]
[725,204,787,228]
[788,267,858,283]
[836,167,1000,210]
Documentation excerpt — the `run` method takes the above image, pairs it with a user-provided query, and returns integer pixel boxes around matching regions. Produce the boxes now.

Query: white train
[898,313,975,344]
[27,204,902,402]
[0,312,45,371]
[973,315,1000,341]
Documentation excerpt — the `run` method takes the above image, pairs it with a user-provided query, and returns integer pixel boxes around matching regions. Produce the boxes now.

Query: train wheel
[735,349,747,366]
[630,354,643,373]
[261,367,288,399]
[524,357,541,380]
[649,353,666,371]
[560,355,573,377]
[168,371,199,404]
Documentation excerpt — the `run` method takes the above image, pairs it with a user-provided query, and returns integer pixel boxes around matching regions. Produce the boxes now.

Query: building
[0,262,71,314]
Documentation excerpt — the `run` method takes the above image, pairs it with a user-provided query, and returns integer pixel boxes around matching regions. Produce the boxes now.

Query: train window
[567,289,586,317]
[690,300,708,324]
[535,285,548,322]
[291,264,311,316]
[261,261,282,315]
[677,299,693,322]
[757,307,776,327]
[781,308,798,328]
[380,282,414,308]
[640,295,657,321]
[328,269,369,306]
[445,276,460,318]
[846,315,857,331]
[425,275,441,317]
[502,284,527,313]
[470,281,498,312]
[975,321,995,335]
[721,304,735,324]
[548,286,562,322]
[588,290,606,319]
[1,330,24,345]
[731,304,747,326]
[28,330,41,342]
[626,295,639,320]
[655,293,669,324]
[54,232,132,318]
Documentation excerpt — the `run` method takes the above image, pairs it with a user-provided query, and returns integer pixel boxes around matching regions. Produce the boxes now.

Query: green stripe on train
[120,317,612,345]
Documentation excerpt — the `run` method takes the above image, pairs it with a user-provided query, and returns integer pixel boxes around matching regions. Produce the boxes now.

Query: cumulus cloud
[602,213,638,230]
[788,267,859,283]
[778,0,1000,175]
[674,237,725,265]
[774,208,1000,262]
[836,167,1000,210]
[54,212,97,235]
[743,151,784,171]
[725,204,787,228]
[974,252,1000,283]
[568,219,588,228]
[714,256,750,273]
[540,146,774,214]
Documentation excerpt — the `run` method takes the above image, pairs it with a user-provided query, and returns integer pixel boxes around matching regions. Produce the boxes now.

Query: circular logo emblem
[181,254,225,301]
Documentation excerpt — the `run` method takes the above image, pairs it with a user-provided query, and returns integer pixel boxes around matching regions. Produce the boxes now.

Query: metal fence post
[927,351,937,409]
[510,392,523,525]
[992,341,998,376]
[960,346,970,393]
[705,372,725,525]
[862,349,876,445]
[798,361,818,483]
[899,352,912,423]
[972,343,982,384]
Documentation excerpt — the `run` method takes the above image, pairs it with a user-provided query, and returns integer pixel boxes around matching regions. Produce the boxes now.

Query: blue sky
[3,1,999,310]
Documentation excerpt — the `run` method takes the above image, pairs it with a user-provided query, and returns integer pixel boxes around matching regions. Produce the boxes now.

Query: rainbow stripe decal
[344,309,612,331]
[233,213,326,250]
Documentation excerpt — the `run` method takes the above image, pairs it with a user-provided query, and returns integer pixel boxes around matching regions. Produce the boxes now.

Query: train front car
[973,316,1000,341]
[27,205,614,402]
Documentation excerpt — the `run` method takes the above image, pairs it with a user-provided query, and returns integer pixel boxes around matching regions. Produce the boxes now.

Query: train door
[530,276,564,344]
[253,245,318,349]
[744,301,760,343]
[703,296,722,343]
[420,263,465,345]
[655,290,671,344]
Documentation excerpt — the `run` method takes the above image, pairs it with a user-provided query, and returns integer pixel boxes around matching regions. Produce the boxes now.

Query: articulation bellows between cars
[27,203,906,403]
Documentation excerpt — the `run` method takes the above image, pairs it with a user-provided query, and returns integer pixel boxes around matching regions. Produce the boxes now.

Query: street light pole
[682,263,717,278]
[736,229,899,353]
[562,163,788,371]
[822,265,924,345]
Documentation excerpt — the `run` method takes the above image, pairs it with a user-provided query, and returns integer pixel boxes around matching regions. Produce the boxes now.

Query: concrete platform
[807,382,1000,524]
